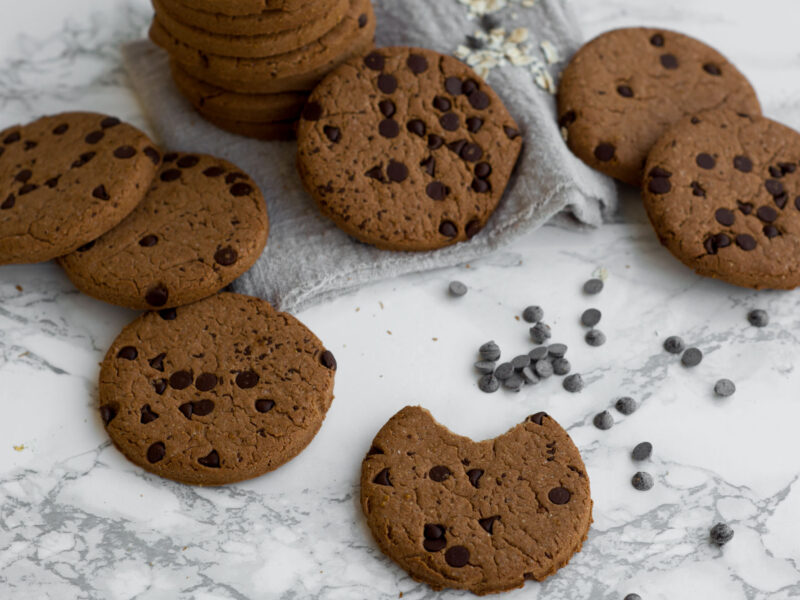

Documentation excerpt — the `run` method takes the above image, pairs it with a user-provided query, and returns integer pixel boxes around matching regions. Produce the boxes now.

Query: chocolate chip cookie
[361,407,592,594]
[59,153,269,309]
[173,0,314,17]
[0,112,159,264]
[150,0,375,94]
[558,28,761,185]
[643,109,800,289]
[296,47,523,251]
[153,0,349,58]
[99,292,337,486]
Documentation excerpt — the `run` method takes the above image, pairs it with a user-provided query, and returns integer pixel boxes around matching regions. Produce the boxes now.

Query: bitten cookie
[361,407,592,595]
[59,153,268,309]
[296,47,523,251]
[99,292,337,486]
[558,28,761,185]
[0,112,159,264]
[643,109,800,290]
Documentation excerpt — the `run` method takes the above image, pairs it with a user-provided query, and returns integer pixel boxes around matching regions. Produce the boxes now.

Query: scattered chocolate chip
[365,166,385,181]
[747,309,769,327]
[774,192,788,209]
[373,468,392,486]
[445,77,463,96]
[236,370,259,389]
[478,516,499,534]
[466,117,483,133]
[710,522,734,546]
[478,373,500,393]
[144,147,160,165]
[3,131,21,144]
[195,373,217,392]
[650,33,665,46]
[193,399,214,416]
[407,54,428,74]
[113,146,136,159]
[632,442,652,461]
[714,208,735,226]
[447,139,467,156]
[101,116,121,129]
[594,143,615,162]
[378,100,396,118]
[616,396,638,415]
[534,359,554,378]
[552,358,571,375]
[648,177,671,194]
[594,410,614,430]
[757,205,778,223]
[214,246,238,266]
[764,225,780,238]
[139,234,158,247]
[444,546,470,568]
[170,370,193,389]
[426,181,448,200]
[494,362,514,380]
[140,404,159,424]
[386,160,408,183]
[583,278,603,294]
[474,360,495,374]
[479,341,501,361]
[364,52,385,71]
[769,165,783,178]
[449,280,467,297]
[420,156,435,176]
[117,346,138,360]
[429,465,452,482]
[660,54,678,69]
[177,155,199,169]
[563,373,584,392]
[145,285,169,307]
[358,13,367,27]
[466,468,483,488]
[696,153,715,169]
[465,219,482,239]
[471,178,490,193]
[617,85,634,97]
[18,183,37,195]
[45,177,59,189]
[731,155,752,172]
[153,379,167,395]
[377,74,398,94]
[407,119,426,137]
[198,449,220,468]
[147,442,166,463]
[324,125,342,142]
[160,169,181,182]
[440,113,460,131]
[303,102,322,121]
[632,471,654,491]
[690,181,706,197]
[52,123,69,135]
[178,403,193,419]
[90,185,109,201]
[428,134,444,149]
[681,347,703,367]
[581,308,601,327]
[663,336,685,354]
[522,305,543,323]
[714,378,736,397]
[468,90,490,110]
[460,143,483,162]
[528,412,547,425]
[378,119,399,138]
[548,487,571,504]
[735,234,756,251]
[255,398,275,413]
[585,329,606,347]
[530,322,551,344]
[320,350,337,370]
[765,179,784,197]
[738,201,754,215]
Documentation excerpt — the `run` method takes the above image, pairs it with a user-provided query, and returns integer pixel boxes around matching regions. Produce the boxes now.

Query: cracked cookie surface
[643,109,800,289]
[99,292,336,486]
[558,27,761,185]
[360,406,592,595]
[296,46,523,251]
[59,152,269,310]
[0,112,159,264]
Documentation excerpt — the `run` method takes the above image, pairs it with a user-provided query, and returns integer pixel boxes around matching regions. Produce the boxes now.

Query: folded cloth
[122,0,616,312]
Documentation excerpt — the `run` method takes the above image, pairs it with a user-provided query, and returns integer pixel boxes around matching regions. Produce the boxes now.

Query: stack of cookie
[149,0,376,140]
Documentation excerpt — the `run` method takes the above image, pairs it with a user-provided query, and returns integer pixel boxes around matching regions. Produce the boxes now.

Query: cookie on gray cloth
[59,152,269,309]
[558,27,761,186]
[643,109,800,290]
[296,46,523,251]
[99,292,337,486]
[0,112,159,265]
[361,407,592,595]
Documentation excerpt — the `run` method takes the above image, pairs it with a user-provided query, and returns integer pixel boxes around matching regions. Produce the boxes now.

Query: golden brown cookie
[558,28,761,185]
[199,111,298,140]
[643,109,800,289]
[172,0,314,17]
[58,152,269,309]
[361,407,592,595]
[0,112,159,265]
[150,0,375,94]
[99,292,337,486]
[296,47,523,251]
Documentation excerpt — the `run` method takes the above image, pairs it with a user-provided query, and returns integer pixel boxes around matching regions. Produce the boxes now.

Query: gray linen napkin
[122,0,616,312]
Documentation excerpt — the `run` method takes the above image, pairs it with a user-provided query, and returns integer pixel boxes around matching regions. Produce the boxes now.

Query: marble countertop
[2,1,800,598]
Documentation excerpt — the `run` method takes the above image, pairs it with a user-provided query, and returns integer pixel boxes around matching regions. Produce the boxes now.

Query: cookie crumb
[13,444,25,452]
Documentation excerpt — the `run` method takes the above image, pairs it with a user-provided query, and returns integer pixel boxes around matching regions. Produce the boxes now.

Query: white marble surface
[2,1,800,598]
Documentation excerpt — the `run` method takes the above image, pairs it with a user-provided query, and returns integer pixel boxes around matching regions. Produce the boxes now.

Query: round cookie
[59,153,269,309]
[296,47,523,251]
[361,407,592,595]
[171,62,308,123]
[153,0,349,58]
[558,27,761,186]
[174,0,313,17]
[0,112,160,264]
[643,109,800,290]
[150,0,375,94]
[98,292,337,486]
[159,0,345,36]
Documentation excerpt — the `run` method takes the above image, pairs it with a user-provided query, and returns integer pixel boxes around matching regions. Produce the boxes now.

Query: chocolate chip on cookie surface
[59,153,269,310]
[297,46,523,251]
[361,406,592,594]
[643,109,800,289]
[99,292,336,486]
[558,28,760,185]
[0,112,159,264]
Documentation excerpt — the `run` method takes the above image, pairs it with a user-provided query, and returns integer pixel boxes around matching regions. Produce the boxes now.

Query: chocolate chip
[378,100,396,118]
[198,450,220,468]
[466,468,483,488]
[236,370,259,389]
[170,370,193,389]
[18,183,36,196]
[769,165,783,178]
[160,169,181,182]
[429,465,451,482]
[433,96,451,112]
[214,246,238,266]
[139,234,158,247]
[594,143,615,162]
[378,119,399,138]
[581,308,601,327]
[704,233,731,254]
[710,523,734,546]
[735,234,756,251]
[101,116,121,129]
[99,404,117,425]
[85,131,104,144]
[563,373,584,392]
[764,225,780,238]
[177,155,199,168]
[140,404,159,424]
[20,140,33,150]
[738,201,754,215]
[494,362,514,380]
[302,102,323,121]
[445,77,463,95]
[479,340,501,361]
[664,336,685,353]
[650,33,665,46]
[462,79,479,95]
[72,152,95,168]
[474,360,495,374]
[423,538,447,552]
[153,379,167,395]
[681,347,703,367]
[552,358,571,375]
[632,471,654,491]
[529,322,551,344]
[461,143,483,162]
[447,139,467,156]
[195,373,217,391]
[3,131,21,144]
[474,162,491,178]
[91,185,109,200]
[478,373,500,393]
[428,134,444,149]
[377,74,398,94]
[660,54,678,69]
[593,410,614,430]
[548,487,571,504]
[147,442,166,463]
[144,147,160,165]
[466,117,484,133]
[696,153,715,169]
[757,205,777,222]
[255,399,275,413]
[321,350,337,370]
[158,308,177,320]
[373,468,392,486]
[617,85,634,97]
[503,125,521,140]
[691,181,706,197]
[559,111,577,128]
[445,546,469,568]
[795,196,800,211]
[193,399,214,416]
[471,178,490,193]
[779,162,796,174]
[420,156,435,176]
[714,379,736,397]
[527,412,548,426]
[407,54,428,74]
[148,353,165,371]
[715,208,735,226]
[648,177,671,194]
[511,354,530,370]
[583,278,604,294]
[365,166,384,181]
[387,160,408,182]
[468,90,490,110]
[747,309,769,327]
[45,177,59,189]
[117,346,138,360]
[631,441,652,461]
[703,63,721,75]
[649,166,672,178]
[113,146,136,159]
[358,13,367,27]
[407,119,426,136]
[230,183,253,197]
[765,179,784,197]
[616,396,638,415]
[52,124,69,135]
[426,181,448,200]
[478,516,499,534]
[145,285,169,307]
[324,125,342,142]
[364,52,385,71]
[424,523,445,540]
[534,359,554,378]
[178,403,193,419]
[774,192,788,209]
[439,221,458,238]
[440,113,460,131]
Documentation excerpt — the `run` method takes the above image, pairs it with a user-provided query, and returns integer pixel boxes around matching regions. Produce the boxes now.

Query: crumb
[387,330,392,335]
[13,444,25,451]
[15,285,23,292]
[379,301,384,309]
[432,337,438,341]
